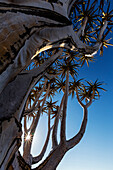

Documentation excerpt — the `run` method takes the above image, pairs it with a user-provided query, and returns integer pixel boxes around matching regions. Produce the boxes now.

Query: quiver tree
[18,64,106,170]
[0,0,113,169]
[0,0,112,93]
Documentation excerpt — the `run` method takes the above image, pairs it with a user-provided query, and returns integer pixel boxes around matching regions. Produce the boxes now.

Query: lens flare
[25,134,31,141]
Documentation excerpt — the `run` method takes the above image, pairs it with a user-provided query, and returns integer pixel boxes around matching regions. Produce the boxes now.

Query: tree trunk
[0,1,107,169]
[0,48,61,168]
[0,1,72,94]
[12,151,30,170]
[33,144,67,170]
[0,118,22,169]
[0,1,103,94]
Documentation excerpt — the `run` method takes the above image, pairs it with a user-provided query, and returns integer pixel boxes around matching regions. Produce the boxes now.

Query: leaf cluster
[70,0,113,51]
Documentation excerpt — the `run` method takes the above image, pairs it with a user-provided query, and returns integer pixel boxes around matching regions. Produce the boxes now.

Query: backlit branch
[60,70,69,143]
[32,109,51,164]
[24,79,48,116]
[66,87,95,150]
[26,116,36,133]
[24,101,41,116]
[66,107,88,150]
[75,87,85,108]
[30,83,50,136]
[52,94,65,149]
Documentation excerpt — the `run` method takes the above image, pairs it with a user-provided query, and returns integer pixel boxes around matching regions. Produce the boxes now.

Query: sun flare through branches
[25,133,32,142]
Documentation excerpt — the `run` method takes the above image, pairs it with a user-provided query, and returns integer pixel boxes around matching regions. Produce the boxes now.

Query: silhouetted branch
[52,94,65,149]
[66,106,88,150]
[32,109,51,164]
[60,70,69,143]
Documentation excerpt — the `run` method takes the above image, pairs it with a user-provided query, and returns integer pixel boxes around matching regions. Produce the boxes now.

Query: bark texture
[0,0,108,169]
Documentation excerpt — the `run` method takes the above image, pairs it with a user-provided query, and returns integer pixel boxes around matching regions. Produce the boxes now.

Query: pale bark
[0,1,71,93]
[12,151,30,170]
[0,1,106,93]
[0,50,62,121]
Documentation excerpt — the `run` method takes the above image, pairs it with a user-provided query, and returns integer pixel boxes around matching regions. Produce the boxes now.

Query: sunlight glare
[26,134,31,141]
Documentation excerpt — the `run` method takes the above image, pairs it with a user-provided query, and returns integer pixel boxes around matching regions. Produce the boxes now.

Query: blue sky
[20,1,113,170]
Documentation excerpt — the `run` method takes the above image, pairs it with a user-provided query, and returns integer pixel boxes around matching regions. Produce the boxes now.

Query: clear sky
[20,1,113,170]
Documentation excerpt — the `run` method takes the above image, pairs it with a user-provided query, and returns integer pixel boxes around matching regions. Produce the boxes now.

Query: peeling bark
[0,1,106,93]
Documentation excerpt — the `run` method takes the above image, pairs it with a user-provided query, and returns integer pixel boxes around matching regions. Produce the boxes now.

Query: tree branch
[66,89,95,150]
[24,116,28,134]
[0,1,108,95]
[30,83,50,136]
[98,21,108,41]
[32,108,51,164]
[0,46,63,121]
[75,87,85,108]
[52,94,65,149]
[24,101,41,116]
[27,116,36,133]
[24,79,48,116]
[23,112,41,165]
[77,17,88,37]
[23,116,35,164]
[60,70,69,143]
[31,49,63,76]
[66,0,77,16]
[66,106,88,150]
